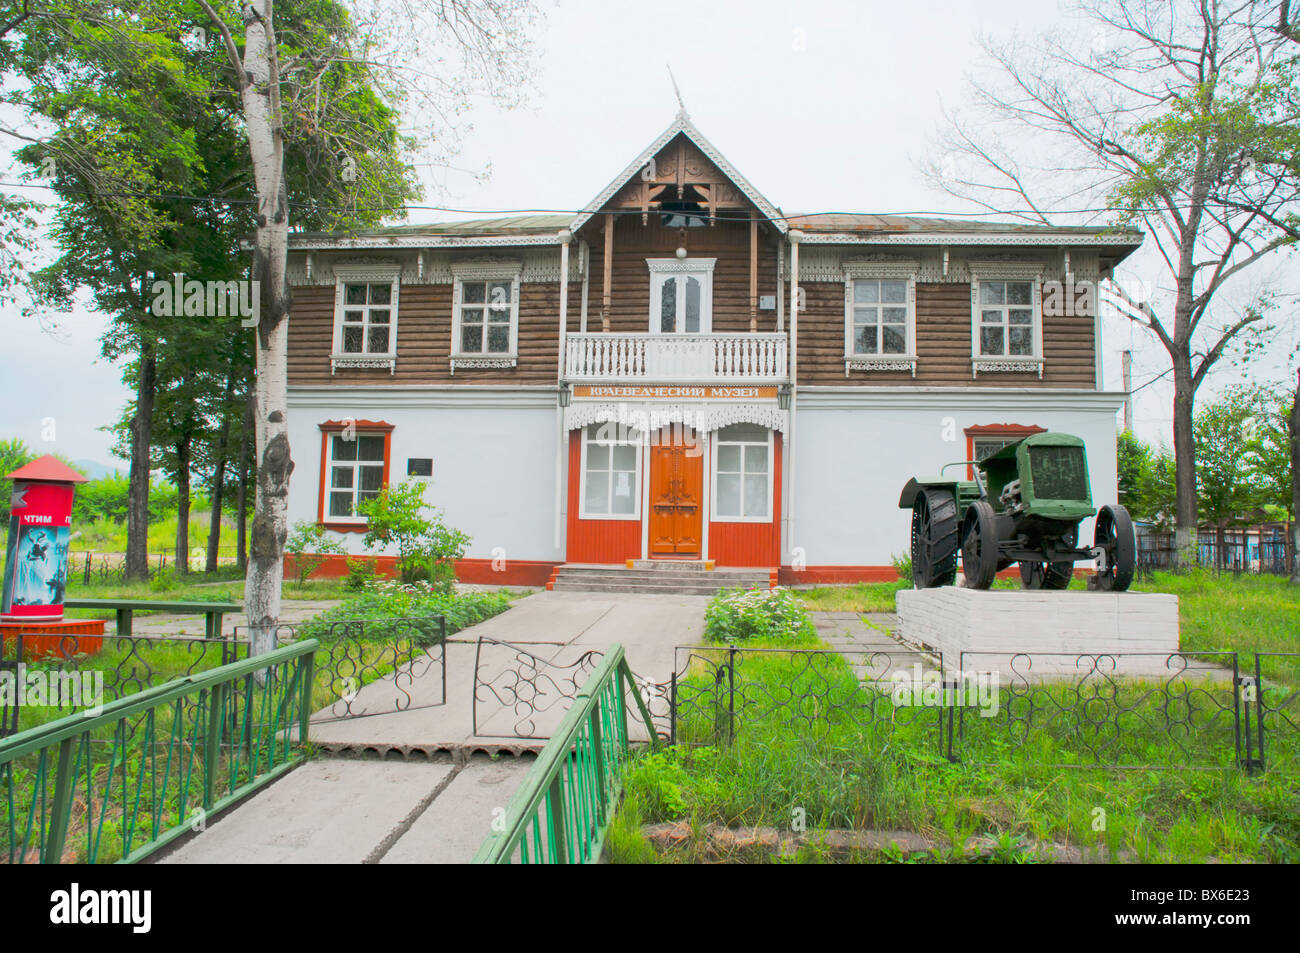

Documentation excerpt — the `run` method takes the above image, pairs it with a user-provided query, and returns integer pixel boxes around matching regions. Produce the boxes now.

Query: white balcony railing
[564,332,788,383]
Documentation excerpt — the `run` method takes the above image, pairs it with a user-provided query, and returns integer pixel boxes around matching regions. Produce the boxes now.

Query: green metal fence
[1,639,317,864]
[473,643,655,864]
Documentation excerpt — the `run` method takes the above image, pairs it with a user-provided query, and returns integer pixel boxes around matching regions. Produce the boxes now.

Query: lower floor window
[713,423,771,520]
[327,433,387,518]
[582,424,640,518]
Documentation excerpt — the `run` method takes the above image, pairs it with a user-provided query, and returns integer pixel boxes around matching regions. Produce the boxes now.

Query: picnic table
[63,600,243,640]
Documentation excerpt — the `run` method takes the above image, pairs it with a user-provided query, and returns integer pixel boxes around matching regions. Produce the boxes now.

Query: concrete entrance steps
[547,561,776,595]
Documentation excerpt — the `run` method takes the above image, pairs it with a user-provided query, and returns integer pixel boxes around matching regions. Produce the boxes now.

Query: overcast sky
[3,0,1296,469]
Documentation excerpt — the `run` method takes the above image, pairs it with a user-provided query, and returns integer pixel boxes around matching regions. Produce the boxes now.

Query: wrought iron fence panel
[953,652,1242,769]
[472,638,602,739]
[247,617,449,721]
[1255,653,1300,775]
[0,633,251,737]
[667,644,945,749]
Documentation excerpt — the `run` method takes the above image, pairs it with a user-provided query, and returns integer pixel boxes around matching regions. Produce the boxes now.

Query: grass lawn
[606,578,1300,864]
[609,639,1299,864]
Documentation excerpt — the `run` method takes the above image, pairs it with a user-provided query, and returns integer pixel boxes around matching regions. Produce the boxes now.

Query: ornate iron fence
[254,617,450,721]
[472,638,602,738]
[951,651,1244,769]
[1,632,249,737]
[655,644,1299,774]
[666,644,944,749]
[1,616,452,736]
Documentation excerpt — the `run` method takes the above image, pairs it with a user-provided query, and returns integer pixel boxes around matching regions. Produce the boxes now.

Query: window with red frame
[964,424,1045,477]
[317,421,393,527]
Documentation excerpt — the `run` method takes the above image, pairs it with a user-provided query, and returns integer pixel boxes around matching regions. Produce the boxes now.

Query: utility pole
[1121,350,1133,434]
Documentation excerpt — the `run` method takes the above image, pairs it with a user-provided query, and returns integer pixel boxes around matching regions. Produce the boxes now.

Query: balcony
[564,332,788,383]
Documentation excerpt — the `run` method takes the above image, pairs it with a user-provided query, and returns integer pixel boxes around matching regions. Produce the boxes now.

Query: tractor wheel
[961,500,999,589]
[1094,503,1136,592]
[1019,560,1073,590]
[910,489,959,588]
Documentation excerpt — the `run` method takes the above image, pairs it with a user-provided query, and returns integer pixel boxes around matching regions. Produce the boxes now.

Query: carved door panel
[648,427,702,556]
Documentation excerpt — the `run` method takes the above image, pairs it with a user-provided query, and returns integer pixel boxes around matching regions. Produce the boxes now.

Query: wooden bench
[63,600,243,640]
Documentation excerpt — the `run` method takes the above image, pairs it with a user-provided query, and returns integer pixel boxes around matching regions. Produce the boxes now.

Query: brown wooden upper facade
[283,113,1142,391]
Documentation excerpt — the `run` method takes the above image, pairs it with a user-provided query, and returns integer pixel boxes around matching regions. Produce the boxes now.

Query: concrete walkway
[162,590,709,864]
[163,594,937,864]
[158,754,535,865]
[308,589,709,752]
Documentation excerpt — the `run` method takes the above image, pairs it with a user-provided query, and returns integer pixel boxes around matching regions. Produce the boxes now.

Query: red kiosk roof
[4,455,89,484]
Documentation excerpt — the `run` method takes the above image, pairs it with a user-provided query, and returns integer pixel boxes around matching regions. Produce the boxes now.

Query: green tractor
[898,431,1135,591]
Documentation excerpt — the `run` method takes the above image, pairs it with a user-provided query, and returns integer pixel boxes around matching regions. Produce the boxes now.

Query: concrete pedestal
[896,587,1182,678]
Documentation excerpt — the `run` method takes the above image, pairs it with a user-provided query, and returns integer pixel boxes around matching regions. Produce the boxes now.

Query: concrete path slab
[382,756,536,864]
[159,759,455,864]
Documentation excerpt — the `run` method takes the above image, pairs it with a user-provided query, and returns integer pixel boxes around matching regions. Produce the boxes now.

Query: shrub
[285,521,347,586]
[357,480,470,587]
[343,556,378,591]
[703,587,817,646]
[890,552,913,582]
[297,579,511,642]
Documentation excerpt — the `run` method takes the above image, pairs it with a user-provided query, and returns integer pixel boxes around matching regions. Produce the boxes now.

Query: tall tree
[196,0,538,654]
[1195,388,1267,566]
[929,0,1300,563]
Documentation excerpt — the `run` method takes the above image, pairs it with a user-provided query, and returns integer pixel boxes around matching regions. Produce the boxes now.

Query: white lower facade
[285,384,1124,576]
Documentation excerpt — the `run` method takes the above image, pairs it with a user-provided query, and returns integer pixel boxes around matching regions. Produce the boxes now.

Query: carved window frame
[969,262,1045,378]
[450,262,521,374]
[332,264,401,374]
[842,260,919,377]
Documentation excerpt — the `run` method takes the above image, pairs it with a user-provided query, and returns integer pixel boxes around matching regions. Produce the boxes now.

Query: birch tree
[928,0,1300,563]
[197,0,538,654]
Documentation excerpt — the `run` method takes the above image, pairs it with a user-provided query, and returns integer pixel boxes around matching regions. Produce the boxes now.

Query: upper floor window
[450,264,520,372]
[842,261,917,376]
[648,258,715,333]
[332,265,400,373]
[970,267,1044,377]
[977,280,1035,356]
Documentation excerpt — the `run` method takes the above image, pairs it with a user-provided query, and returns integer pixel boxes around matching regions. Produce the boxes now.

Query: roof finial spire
[667,63,688,120]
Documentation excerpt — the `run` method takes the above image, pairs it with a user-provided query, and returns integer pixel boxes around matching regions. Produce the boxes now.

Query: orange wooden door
[648,427,702,556]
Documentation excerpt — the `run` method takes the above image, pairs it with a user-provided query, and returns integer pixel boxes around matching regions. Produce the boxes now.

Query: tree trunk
[125,341,156,582]
[235,388,253,573]
[205,369,237,573]
[174,432,191,575]
[1171,353,1198,567]
[1290,368,1300,583]
[241,0,294,658]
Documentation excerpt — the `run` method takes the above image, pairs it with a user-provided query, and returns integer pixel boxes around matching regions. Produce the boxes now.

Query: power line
[0,178,1156,225]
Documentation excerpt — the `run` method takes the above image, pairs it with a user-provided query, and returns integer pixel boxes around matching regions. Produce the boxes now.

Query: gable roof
[569,111,787,236]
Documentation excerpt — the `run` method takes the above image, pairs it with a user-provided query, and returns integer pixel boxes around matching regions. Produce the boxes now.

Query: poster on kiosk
[1,456,86,621]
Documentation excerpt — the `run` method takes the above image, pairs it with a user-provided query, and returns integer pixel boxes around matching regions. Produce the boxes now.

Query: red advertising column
[1,455,103,659]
